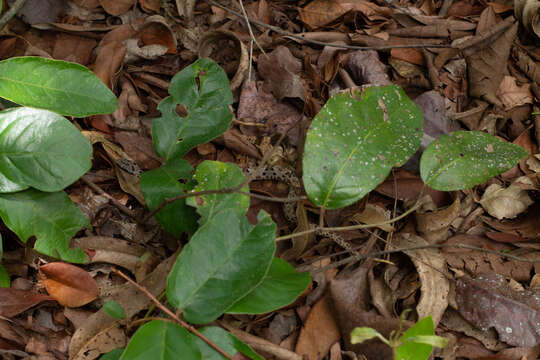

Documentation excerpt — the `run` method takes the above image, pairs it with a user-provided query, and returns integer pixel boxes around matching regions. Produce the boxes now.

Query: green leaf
[166,211,276,324]
[351,327,389,345]
[99,348,124,360]
[120,320,201,360]
[396,316,437,360]
[186,161,249,224]
[420,131,528,191]
[193,327,263,360]
[404,335,448,348]
[303,86,423,209]
[152,58,233,161]
[0,107,92,192]
[140,157,198,236]
[0,264,9,288]
[226,257,310,314]
[103,300,126,319]
[0,57,118,116]
[0,189,89,262]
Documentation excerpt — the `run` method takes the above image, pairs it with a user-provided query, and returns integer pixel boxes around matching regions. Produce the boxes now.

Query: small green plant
[351,313,448,360]
[0,55,527,359]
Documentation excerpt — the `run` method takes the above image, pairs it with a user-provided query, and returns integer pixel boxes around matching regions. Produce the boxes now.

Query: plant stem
[0,0,27,30]
[111,268,233,359]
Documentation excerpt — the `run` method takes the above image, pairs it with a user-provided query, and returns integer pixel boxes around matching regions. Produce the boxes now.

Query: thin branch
[203,0,452,50]
[0,0,27,30]
[312,243,540,273]
[275,201,421,242]
[237,0,266,56]
[111,268,233,360]
[81,176,138,218]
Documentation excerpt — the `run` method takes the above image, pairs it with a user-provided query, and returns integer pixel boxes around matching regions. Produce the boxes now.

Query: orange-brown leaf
[39,262,99,307]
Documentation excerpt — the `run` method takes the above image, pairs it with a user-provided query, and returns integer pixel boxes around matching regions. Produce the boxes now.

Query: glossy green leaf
[140,157,197,236]
[153,58,233,161]
[226,257,310,314]
[0,189,89,262]
[193,327,263,360]
[303,86,423,209]
[186,161,249,224]
[0,57,117,116]
[120,320,201,360]
[0,107,93,192]
[351,327,389,345]
[0,264,9,288]
[100,348,124,360]
[420,131,528,191]
[103,300,126,319]
[167,211,276,324]
[396,316,437,360]
[404,335,448,348]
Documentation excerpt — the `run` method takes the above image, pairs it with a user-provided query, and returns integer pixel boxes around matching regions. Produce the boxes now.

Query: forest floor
[1,0,540,359]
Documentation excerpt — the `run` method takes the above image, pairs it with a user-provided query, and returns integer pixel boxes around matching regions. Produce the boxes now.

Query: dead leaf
[482,202,540,239]
[394,233,449,326]
[457,273,540,347]
[257,46,306,101]
[345,50,392,86]
[351,203,394,232]
[19,0,67,25]
[0,288,54,317]
[72,324,126,360]
[299,0,348,29]
[496,76,533,110]
[140,0,160,13]
[98,0,134,16]
[39,263,99,308]
[466,9,518,106]
[480,184,533,219]
[69,254,176,357]
[416,197,460,243]
[52,33,97,65]
[295,295,340,360]
[442,234,533,281]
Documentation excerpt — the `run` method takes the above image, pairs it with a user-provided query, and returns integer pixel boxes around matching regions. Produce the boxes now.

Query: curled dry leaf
[351,203,394,232]
[515,0,540,38]
[98,0,135,16]
[394,233,449,326]
[496,76,533,110]
[416,196,460,243]
[457,273,540,347]
[480,184,533,219]
[39,262,99,308]
[72,324,127,360]
[482,202,540,239]
[0,288,54,317]
[198,30,248,91]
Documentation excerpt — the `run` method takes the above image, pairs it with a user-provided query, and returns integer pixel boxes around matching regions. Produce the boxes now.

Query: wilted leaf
[186,160,249,224]
[153,58,233,161]
[303,85,423,209]
[0,189,90,262]
[0,288,54,317]
[120,320,200,360]
[193,327,263,360]
[0,57,118,116]
[140,157,197,236]
[40,262,99,307]
[351,327,388,345]
[394,233,449,326]
[420,131,528,191]
[457,273,540,347]
[226,257,310,314]
[480,184,533,219]
[166,211,275,324]
[0,107,92,192]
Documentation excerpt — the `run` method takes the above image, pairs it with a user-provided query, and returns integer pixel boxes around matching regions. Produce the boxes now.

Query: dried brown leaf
[496,76,533,110]
[394,233,449,326]
[39,263,99,308]
[0,288,54,317]
[457,273,540,347]
[98,0,134,16]
[480,184,533,220]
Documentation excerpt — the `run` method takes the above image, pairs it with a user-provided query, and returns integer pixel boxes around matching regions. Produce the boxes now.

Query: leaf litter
[1,0,540,359]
